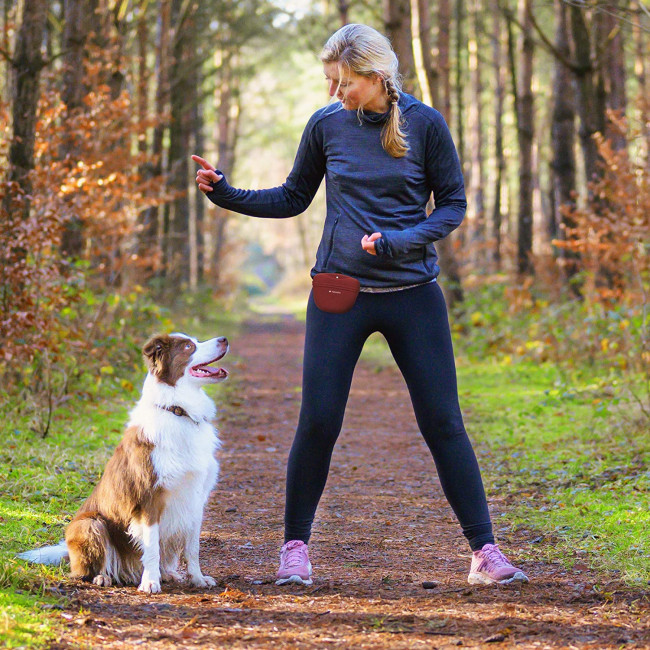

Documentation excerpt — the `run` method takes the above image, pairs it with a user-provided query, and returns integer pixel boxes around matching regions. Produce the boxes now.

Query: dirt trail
[55,315,648,649]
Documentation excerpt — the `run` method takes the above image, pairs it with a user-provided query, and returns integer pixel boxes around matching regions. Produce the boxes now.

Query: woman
[193,24,529,587]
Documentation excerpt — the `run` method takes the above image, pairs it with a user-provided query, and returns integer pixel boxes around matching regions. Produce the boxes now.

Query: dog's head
[142,333,229,387]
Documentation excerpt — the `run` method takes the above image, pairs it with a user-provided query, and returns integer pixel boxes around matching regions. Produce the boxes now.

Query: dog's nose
[218,337,228,345]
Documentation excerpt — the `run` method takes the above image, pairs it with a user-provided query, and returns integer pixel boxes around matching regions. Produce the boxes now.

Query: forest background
[0,0,648,645]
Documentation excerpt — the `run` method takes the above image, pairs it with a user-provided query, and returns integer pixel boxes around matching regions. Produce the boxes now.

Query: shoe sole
[275,575,313,586]
[468,571,529,585]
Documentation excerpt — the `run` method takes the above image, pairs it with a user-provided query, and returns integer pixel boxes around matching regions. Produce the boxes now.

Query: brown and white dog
[18,333,228,593]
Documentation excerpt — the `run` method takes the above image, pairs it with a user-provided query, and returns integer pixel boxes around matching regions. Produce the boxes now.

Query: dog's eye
[185,342,193,350]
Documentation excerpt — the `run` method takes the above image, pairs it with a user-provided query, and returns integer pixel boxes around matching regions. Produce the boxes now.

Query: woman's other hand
[361,232,382,255]
[192,155,223,193]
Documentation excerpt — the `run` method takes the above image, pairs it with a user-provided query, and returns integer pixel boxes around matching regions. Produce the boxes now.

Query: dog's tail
[17,541,69,565]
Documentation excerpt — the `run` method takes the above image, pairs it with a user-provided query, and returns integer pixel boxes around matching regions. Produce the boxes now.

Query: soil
[50,315,649,649]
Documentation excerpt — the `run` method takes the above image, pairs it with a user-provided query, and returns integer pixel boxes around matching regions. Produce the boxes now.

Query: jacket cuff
[377,230,413,257]
[207,169,228,195]
[374,236,389,257]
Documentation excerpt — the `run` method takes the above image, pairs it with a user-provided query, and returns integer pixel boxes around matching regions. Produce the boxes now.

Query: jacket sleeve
[204,113,326,219]
[375,110,467,258]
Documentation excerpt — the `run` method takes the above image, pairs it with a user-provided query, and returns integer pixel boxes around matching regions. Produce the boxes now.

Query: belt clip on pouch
[312,273,360,314]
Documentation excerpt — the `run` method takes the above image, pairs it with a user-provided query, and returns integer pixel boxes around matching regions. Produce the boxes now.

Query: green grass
[0,392,134,647]
[361,334,650,586]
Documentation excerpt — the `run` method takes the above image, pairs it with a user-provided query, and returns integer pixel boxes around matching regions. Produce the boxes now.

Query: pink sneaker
[468,543,529,585]
[276,540,313,586]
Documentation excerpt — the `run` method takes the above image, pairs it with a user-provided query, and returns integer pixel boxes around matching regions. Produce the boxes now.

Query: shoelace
[479,545,512,569]
[282,542,306,568]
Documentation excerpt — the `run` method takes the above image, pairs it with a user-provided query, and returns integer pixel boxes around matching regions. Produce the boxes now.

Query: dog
[18,333,228,593]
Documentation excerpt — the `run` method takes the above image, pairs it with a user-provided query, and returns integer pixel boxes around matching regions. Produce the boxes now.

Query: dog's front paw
[189,574,216,588]
[92,574,112,587]
[138,578,162,594]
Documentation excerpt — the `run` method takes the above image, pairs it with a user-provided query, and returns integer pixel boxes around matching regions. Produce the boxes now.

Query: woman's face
[323,61,388,113]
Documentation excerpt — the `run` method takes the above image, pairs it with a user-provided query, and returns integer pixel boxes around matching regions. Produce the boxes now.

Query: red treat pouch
[312,273,360,314]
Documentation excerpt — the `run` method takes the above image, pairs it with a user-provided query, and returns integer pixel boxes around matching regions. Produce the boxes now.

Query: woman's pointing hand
[192,155,223,193]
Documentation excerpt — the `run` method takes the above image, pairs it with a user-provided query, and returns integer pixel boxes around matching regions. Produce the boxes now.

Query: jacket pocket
[323,216,339,271]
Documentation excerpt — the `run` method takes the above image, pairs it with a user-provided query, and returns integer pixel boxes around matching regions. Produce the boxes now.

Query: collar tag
[156,404,201,425]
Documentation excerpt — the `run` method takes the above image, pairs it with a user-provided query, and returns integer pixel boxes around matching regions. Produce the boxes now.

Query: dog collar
[156,404,201,425]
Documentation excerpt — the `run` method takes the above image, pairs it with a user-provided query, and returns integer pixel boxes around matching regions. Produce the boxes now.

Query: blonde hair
[320,24,408,158]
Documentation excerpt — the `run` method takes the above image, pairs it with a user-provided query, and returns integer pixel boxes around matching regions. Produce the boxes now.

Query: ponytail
[382,77,408,158]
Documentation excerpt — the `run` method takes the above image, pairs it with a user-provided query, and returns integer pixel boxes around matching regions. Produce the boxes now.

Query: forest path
[55,316,648,649]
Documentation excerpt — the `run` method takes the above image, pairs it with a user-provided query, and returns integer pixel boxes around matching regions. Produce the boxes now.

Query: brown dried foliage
[1,44,169,373]
[554,110,649,304]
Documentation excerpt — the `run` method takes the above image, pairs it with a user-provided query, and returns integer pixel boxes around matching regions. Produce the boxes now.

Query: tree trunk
[453,0,465,186]
[193,82,205,286]
[410,0,436,106]
[570,3,605,188]
[550,0,577,283]
[61,0,87,111]
[632,0,649,167]
[59,0,90,257]
[438,0,451,117]
[602,1,627,152]
[166,0,194,288]
[490,0,505,270]
[383,0,418,95]
[467,0,485,269]
[516,0,534,276]
[4,0,48,221]
[438,0,464,305]
[338,0,350,26]
[2,0,10,98]
[139,0,170,279]
[212,54,239,290]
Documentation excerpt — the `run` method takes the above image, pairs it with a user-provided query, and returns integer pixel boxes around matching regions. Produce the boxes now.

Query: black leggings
[284,281,495,552]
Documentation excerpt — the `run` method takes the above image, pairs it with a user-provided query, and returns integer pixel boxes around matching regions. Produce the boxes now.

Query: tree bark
[140,0,170,279]
[438,0,451,117]
[570,4,605,188]
[410,0,436,106]
[165,0,195,288]
[4,0,48,221]
[61,0,87,112]
[338,0,350,26]
[437,0,464,305]
[193,81,205,286]
[383,0,418,95]
[632,0,649,166]
[550,0,577,282]
[490,0,505,270]
[602,1,627,152]
[59,0,90,257]
[2,0,10,98]
[212,54,239,290]
[467,0,485,268]
[516,0,534,276]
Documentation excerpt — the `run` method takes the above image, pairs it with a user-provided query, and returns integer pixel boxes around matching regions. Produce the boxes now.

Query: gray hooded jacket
[206,92,466,288]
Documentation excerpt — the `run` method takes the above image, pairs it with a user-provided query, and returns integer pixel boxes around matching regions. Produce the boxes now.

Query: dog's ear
[142,335,169,374]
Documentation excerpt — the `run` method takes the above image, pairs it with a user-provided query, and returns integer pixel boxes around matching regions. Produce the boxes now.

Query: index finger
[191,154,214,171]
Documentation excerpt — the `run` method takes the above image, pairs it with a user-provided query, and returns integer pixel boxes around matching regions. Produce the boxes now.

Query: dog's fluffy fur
[18,333,228,593]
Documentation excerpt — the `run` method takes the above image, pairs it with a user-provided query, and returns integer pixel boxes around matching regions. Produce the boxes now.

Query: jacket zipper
[323,216,339,270]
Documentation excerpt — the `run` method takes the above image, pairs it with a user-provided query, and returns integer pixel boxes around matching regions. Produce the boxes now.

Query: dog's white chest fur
[130,377,221,539]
